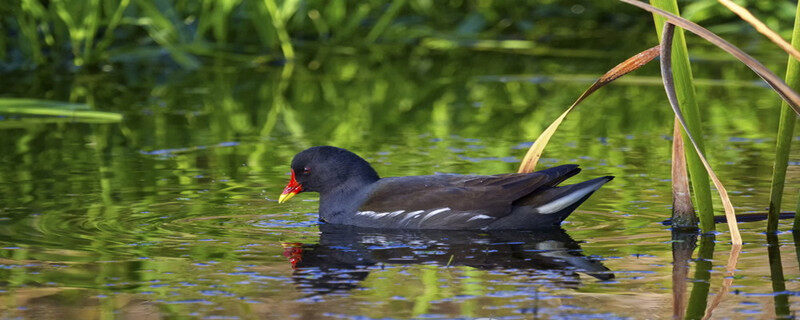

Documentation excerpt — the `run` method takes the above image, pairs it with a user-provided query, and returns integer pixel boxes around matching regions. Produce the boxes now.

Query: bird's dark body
[284,146,613,230]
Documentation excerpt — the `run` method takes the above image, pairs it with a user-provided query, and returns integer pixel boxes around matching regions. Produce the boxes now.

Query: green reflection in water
[0,42,798,318]
[769,233,791,319]
[684,234,714,320]
[671,230,696,319]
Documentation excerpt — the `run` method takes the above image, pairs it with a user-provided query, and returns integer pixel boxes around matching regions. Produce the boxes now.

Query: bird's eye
[303,167,311,174]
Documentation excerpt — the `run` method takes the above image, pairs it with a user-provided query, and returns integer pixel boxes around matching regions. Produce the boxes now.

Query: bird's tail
[526,176,614,216]
[490,176,613,229]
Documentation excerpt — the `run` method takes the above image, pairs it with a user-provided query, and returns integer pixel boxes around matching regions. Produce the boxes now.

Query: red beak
[278,170,303,203]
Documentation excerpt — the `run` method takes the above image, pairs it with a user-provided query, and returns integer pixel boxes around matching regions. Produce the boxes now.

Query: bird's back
[329,165,588,230]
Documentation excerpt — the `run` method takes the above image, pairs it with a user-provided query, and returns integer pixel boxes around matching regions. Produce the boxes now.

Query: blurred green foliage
[0,48,795,313]
[2,0,797,70]
[0,1,799,317]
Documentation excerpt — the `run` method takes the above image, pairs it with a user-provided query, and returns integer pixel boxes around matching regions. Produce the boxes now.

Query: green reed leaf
[0,98,122,121]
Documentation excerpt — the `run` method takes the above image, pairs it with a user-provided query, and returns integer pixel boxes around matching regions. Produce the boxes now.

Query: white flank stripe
[374,212,392,219]
[357,211,398,219]
[419,208,451,223]
[389,210,410,218]
[466,214,493,222]
[399,210,425,225]
[536,180,606,214]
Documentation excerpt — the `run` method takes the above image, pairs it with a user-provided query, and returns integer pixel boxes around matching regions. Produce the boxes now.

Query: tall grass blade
[774,0,800,232]
[366,0,406,43]
[0,118,119,128]
[517,45,660,173]
[0,98,122,121]
[661,23,741,245]
[717,0,800,62]
[134,0,199,69]
[671,117,696,228]
[263,0,298,60]
[18,0,47,65]
[621,0,800,116]
[96,0,131,54]
[246,0,278,46]
[650,0,715,232]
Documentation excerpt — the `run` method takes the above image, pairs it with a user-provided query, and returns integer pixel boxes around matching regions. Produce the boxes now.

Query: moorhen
[278,146,612,230]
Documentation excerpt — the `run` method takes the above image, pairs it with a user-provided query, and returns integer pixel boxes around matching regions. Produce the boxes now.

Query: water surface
[0,45,799,319]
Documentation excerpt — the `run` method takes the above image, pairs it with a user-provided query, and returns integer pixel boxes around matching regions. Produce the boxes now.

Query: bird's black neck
[318,175,377,223]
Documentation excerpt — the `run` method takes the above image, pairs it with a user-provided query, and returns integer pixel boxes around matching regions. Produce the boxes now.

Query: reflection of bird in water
[282,224,613,297]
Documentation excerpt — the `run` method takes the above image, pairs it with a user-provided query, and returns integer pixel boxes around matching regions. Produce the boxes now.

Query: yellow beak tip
[278,193,295,204]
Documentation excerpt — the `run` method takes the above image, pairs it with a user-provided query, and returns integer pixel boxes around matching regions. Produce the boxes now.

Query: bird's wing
[352,165,579,229]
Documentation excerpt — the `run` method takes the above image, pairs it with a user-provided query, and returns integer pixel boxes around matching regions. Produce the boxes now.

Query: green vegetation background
[2,0,797,70]
[0,1,799,318]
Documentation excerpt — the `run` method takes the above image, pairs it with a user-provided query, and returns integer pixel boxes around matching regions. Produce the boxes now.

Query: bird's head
[278,146,379,203]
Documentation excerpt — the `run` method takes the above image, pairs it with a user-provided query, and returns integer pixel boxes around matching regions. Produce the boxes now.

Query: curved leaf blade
[517,46,661,173]
[621,0,800,116]
[717,0,800,63]
[661,23,741,245]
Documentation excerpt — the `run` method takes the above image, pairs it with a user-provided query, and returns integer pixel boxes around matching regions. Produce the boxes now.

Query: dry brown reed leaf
[517,46,661,173]
[661,23,742,245]
[717,0,800,62]
[671,118,695,225]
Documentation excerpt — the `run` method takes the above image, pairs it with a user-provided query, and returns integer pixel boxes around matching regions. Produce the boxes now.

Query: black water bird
[279,146,612,230]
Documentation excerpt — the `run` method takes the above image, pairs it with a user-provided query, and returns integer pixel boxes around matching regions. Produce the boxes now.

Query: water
[0,47,799,319]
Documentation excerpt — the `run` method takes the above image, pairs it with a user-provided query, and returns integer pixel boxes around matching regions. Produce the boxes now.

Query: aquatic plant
[636,0,800,236]
[709,0,800,233]
[520,0,800,243]
[773,2,800,232]
[650,0,714,232]
[0,98,121,121]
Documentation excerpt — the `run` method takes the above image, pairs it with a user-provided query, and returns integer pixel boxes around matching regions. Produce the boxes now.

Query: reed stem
[650,0,715,232]
[776,0,800,232]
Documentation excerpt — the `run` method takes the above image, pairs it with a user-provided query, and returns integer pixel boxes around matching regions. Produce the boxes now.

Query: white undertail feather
[535,179,608,214]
